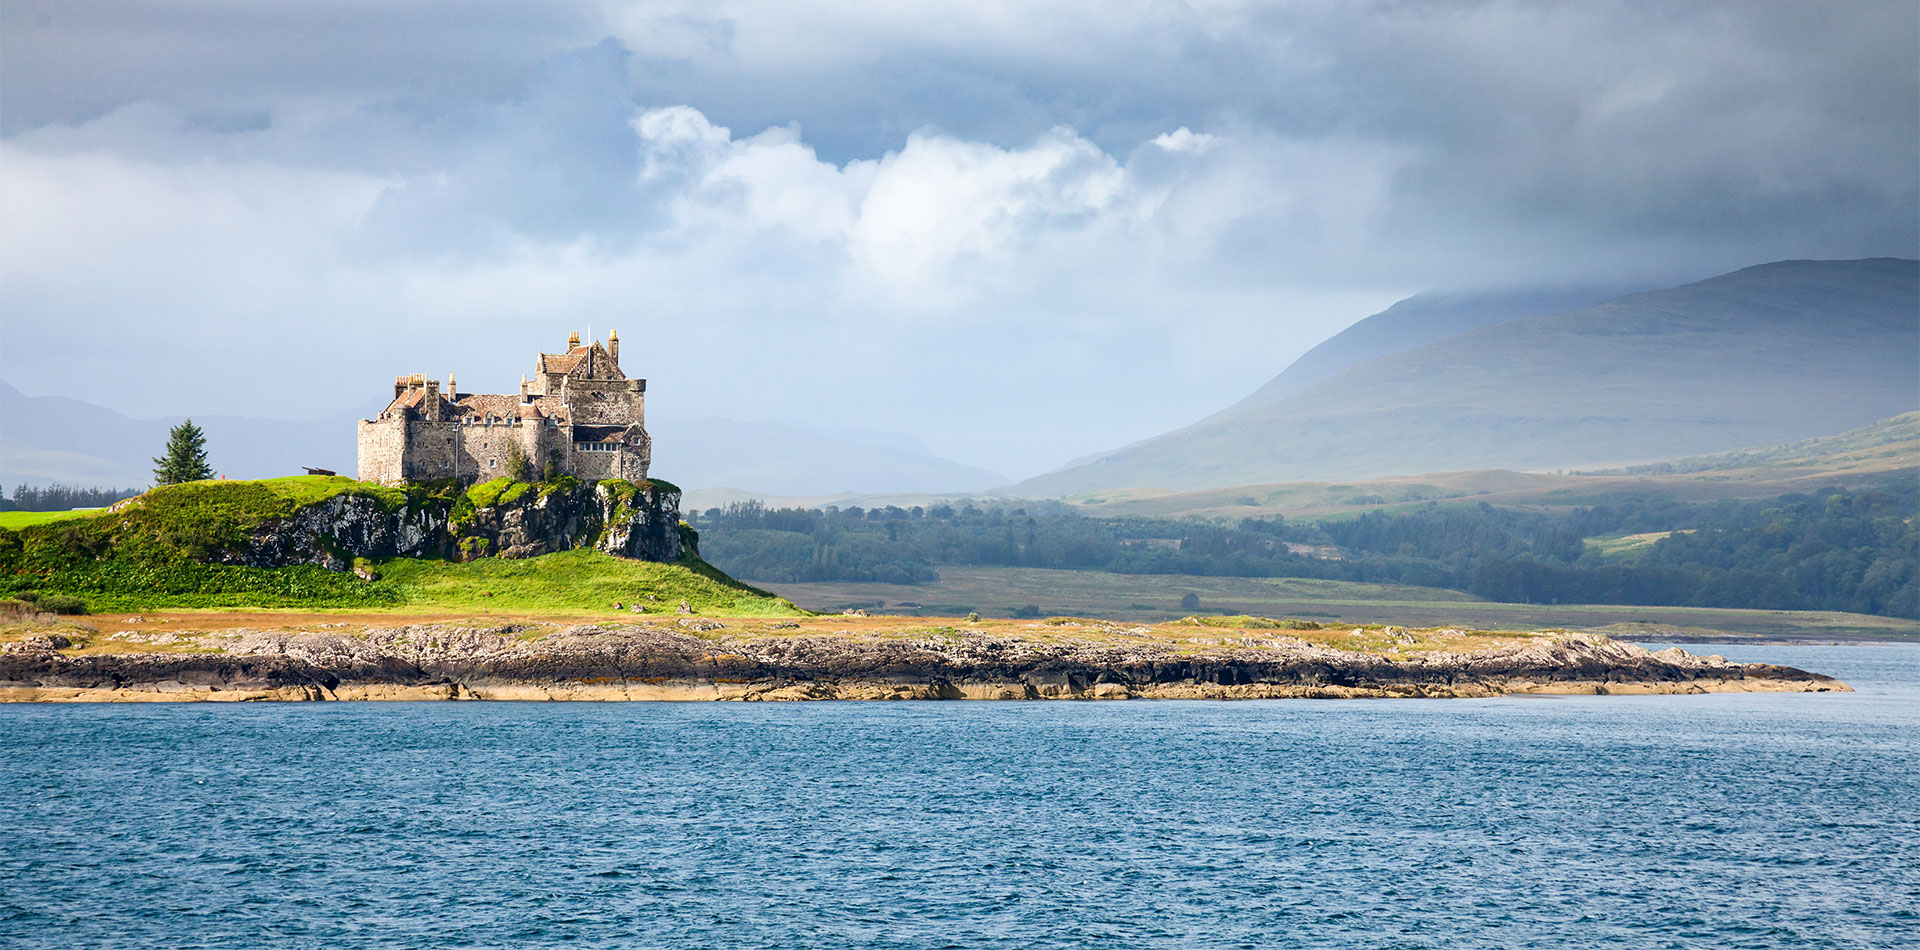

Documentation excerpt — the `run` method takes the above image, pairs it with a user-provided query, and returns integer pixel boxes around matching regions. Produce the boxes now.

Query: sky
[2,0,1915,480]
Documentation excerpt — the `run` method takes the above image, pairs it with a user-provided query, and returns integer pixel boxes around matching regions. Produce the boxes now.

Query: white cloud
[0,90,1404,475]
[1152,127,1216,154]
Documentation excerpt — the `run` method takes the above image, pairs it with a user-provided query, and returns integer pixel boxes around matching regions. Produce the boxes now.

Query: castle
[357,331,651,486]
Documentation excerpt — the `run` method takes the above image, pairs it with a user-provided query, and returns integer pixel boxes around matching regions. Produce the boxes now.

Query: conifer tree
[152,420,214,485]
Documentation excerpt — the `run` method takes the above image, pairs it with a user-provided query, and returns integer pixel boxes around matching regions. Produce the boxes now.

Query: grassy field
[371,549,800,616]
[0,509,110,529]
[0,549,803,617]
[761,565,1920,641]
[1581,529,1696,560]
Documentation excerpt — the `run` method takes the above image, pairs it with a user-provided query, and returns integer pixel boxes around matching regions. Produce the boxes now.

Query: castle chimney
[520,374,531,402]
[448,372,457,398]
[608,329,619,364]
[568,330,581,349]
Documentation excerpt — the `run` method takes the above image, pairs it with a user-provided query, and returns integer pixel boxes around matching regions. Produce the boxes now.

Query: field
[371,549,800,616]
[0,509,108,530]
[761,565,1920,642]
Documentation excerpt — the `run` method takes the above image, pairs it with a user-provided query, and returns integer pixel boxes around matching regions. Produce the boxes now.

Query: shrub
[505,442,533,481]
[38,595,88,615]
[1180,592,1200,609]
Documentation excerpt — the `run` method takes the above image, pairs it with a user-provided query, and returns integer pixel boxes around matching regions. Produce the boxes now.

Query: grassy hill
[0,477,801,616]
[1014,258,1919,496]
[1062,411,1917,520]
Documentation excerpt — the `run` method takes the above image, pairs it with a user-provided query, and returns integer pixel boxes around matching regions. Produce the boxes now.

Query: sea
[1,643,1915,949]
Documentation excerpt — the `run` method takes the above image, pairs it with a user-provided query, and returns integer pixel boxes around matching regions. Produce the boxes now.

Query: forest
[1,484,143,512]
[688,484,1919,618]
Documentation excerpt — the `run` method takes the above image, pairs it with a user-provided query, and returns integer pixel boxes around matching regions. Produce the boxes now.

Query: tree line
[688,484,1919,618]
[1,484,144,513]
[3,420,216,513]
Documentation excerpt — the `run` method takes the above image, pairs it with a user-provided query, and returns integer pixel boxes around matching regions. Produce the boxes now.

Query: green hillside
[1014,258,1919,496]
[0,477,800,615]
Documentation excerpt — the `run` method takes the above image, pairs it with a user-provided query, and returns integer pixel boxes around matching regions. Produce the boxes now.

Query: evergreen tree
[152,420,214,485]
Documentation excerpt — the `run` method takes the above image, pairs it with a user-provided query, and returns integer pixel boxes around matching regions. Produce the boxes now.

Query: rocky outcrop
[226,479,684,570]
[0,626,1850,702]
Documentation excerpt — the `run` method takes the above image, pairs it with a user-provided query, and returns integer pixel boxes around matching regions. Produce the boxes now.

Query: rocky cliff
[0,621,1849,702]
[236,478,686,569]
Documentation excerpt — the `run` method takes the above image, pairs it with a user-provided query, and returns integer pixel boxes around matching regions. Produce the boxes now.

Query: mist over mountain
[0,381,362,489]
[0,382,1002,498]
[1012,258,1920,497]
[646,418,1005,496]
[1218,282,1644,414]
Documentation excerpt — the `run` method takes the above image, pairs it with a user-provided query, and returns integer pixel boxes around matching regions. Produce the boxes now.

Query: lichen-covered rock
[234,479,684,571]
[0,627,1851,702]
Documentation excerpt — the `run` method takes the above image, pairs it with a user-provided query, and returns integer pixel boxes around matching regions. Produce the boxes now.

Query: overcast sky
[2,0,1914,478]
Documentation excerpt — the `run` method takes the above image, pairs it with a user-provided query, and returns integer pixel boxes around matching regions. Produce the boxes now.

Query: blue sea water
[1,644,1916,949]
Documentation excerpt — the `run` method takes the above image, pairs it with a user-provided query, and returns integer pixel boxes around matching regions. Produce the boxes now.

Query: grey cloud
[0,1,1914,479]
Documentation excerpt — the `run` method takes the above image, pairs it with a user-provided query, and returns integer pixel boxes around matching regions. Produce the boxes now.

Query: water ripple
[0,644,1915,948]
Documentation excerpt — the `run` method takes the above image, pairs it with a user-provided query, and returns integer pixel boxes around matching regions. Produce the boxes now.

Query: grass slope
[0,509,107,529]
[762,565,1920,641]
[373,549,798,616]
[1015,258,1920,495]
[0,476,802,616]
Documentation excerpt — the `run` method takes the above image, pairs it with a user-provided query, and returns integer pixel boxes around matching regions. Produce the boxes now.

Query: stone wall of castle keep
[359,334,651,486]
[357,416,648,485]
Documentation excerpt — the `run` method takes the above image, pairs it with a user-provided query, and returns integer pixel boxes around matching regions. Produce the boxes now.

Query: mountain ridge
[1012,258,1920,496]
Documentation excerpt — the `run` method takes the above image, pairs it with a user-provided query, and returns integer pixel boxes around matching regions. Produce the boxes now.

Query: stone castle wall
[359,335,650,486]
[357,417,647,485]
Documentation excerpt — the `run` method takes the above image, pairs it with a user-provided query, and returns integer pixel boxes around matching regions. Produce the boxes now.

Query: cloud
[1152,128,1217,155]
[0,1,1913,479]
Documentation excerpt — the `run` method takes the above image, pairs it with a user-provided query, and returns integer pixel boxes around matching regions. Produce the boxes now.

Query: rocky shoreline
[0,621,1849,702]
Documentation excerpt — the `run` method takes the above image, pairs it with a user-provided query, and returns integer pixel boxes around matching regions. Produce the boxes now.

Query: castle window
[489,459,497,468]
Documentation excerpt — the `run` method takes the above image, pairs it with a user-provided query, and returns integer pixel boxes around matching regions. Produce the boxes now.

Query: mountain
[1218,282,1640,413]
[0,381,363,488]
[648,417,1005,496]
[0,382,1003,497]
[1012,258,1920,496]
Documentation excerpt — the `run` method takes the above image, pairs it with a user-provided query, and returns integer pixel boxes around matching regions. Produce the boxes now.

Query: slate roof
[570,424,638,443]
[535,350,586,375]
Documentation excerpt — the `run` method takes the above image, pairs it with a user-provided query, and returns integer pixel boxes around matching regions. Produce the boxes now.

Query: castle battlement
[357,330,650,485]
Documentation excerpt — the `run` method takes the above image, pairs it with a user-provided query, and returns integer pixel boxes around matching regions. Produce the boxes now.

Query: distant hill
[1062,411,1918,521]
[0,382,1002,497]
[1571,410,1919,479]
[1012,258,1920,496]
[0,381,362,488]
[1218,282,1639,413]
[647,417,1005,496]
